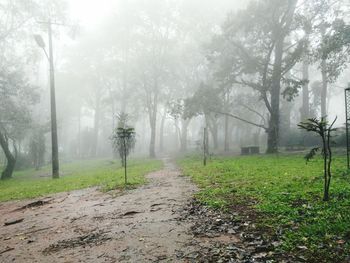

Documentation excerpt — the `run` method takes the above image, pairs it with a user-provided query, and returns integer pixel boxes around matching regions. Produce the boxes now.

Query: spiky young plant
[298,117,337,201]
[111,113,136,186]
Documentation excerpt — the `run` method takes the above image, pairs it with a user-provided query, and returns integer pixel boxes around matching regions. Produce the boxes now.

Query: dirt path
[0,158,198,263]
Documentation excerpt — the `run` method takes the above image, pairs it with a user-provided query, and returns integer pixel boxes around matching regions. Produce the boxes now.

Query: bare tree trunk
[124,138,127,186]
[147,75,159,158]
[223,87,230,152]
[78,106,81,158]
[180,118,190,152]
[301,56,310,120]
[325,129,332,201]
[174,119,181,150]
[92,99,100,157]
[205,115,219,150]
[281,97,292,137]
[229,122,235,148]
[203,127,208,166]
[121,46,129,113]
[0,131,16,180]
[121,82,127,113]
[234,126,240,146]
[267,38,283,153]
[159,109,166,153]
[321,134,328,201]
[224,114,230,152]
[149,114,156,158]
[266,0,297,153]
[210,126,219,150]
[149,92,158,158]
[321,59,328,118]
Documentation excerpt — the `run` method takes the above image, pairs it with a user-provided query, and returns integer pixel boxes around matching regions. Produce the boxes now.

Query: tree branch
[213,110,268,131]
[238,103,266,125]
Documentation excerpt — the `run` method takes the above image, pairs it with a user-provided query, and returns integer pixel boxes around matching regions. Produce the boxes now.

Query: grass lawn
[179,154,350,262]
[0,158,162,202]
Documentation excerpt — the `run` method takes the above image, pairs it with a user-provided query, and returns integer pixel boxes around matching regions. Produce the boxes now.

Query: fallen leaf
[297,245,308,250]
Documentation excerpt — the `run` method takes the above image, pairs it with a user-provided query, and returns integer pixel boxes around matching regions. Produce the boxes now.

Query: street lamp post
[34,21,59,179]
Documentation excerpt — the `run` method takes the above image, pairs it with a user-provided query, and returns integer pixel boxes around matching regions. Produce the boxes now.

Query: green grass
[178,154,350,261]
[0,158,162,202]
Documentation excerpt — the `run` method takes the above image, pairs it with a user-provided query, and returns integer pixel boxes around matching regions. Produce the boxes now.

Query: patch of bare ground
[0,158,198,263]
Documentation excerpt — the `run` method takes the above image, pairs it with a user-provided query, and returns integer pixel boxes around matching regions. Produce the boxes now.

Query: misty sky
[70,0,113,27]
[66,0,348,126]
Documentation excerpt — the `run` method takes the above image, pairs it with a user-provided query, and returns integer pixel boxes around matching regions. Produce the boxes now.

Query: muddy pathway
[0,158,198,263]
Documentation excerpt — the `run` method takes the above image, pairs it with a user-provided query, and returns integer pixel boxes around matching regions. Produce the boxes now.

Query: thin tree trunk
[121,45,129,113]
[159,109,166,153]
[174,119,181,150]
[321,59,328,118]
[325,121,334,201]
[210,126,218,150]
[149,112,157,158]
[326,137,332,201]
[180,119,190,152]
[78,106,81,158]
[223,87,230,152]
[124,138,127,186]
[301,56,310,120]
[281,99,292,138]
[224,114,230,152]
[0,131,16,180]
[205,115,219,150]
[18,140,21,155]
[92,101,100,157]
[235,126,240,146]
[322,134,328,201]
[319,22,328,119]
[148,78,158,158]
[203,127,208,166]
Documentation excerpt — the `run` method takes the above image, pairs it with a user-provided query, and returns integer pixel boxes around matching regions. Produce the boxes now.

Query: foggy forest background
[1,0,350,172]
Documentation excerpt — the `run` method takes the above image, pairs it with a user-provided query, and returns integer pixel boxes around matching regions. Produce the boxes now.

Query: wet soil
[0,158,303,263]
[0,159,198,263]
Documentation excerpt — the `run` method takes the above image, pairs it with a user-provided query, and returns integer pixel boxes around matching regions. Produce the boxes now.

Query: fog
[1,0,350,175]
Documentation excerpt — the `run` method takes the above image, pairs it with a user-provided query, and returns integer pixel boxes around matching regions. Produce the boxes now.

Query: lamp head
[34,34,45,49]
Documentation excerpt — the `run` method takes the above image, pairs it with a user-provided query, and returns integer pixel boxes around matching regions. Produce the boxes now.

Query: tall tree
[131,0,180,157]
[184,82,223,150]
[0,69,38,179]
[0,0,41,179]
[209,0,302,153]
[300,9,312,121]
[304,0,349,118]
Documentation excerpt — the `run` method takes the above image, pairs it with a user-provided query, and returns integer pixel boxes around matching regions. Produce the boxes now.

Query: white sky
[69,0,114,28]
[65,0,349,127]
